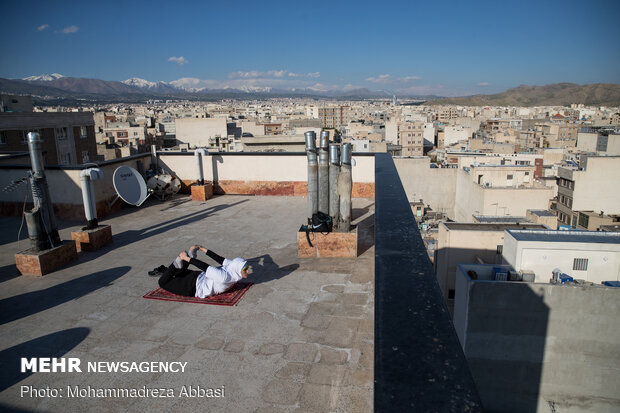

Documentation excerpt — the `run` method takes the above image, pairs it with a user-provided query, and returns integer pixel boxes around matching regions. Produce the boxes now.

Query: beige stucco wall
[455,169,553,222]
[175,118,228,147]
[394,157,458,217]
[158,153,374,183]
[573,156,620,214]
[0,155,153,206]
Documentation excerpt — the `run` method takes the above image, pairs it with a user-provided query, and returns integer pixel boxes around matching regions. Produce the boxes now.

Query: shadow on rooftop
[352,202,374,220]
[0,327,90,392]
[0,264,21,284]
[61,199,249,269]
[355,213,375,256]
[246,254,299,284]
[0,266,129,326]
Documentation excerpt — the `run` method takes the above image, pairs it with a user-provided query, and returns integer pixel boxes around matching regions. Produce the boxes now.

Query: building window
[59,153,71,165]
[573,258,588,271]
[55,127,68,140]
[0,131,7,144]
[80,126,88,138]
[578,213,589,228]
[82,150,90,163]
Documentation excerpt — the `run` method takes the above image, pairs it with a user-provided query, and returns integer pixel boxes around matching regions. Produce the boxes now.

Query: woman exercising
[153,245,250,298]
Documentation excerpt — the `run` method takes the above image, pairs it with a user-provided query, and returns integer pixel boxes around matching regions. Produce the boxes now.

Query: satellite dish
[113,166,151,206]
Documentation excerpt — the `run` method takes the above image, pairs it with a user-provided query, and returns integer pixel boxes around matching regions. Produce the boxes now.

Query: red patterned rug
[143,282,253,306]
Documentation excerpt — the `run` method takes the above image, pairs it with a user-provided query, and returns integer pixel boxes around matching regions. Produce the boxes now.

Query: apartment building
[454,164,553,222]
[577,127,620,155]
[264,123,282,136]
[556,156,620,228]
[485,118,522,132]
[398,121,424,156]
[453,261,618,412]
[318,106,349,129]
[435,222,546,306]
[434,107,461,122]
[502,229,620,283]
[0,112,96,165]
[175,117,228,147]
[103,122,147,147]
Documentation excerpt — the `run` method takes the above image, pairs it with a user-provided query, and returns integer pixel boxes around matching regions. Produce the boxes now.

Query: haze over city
[2,0,620,96]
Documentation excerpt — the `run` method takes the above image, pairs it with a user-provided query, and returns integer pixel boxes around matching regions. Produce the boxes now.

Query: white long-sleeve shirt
[195,257,246,298]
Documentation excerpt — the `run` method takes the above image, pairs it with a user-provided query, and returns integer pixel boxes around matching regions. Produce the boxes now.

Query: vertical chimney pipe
[305,131,318,223]
[194,148,208,185]
[26,132,60,250]
[337,143,353,232]
[329,144,340,220]
[80,168,102,229]
[318,131,330,214]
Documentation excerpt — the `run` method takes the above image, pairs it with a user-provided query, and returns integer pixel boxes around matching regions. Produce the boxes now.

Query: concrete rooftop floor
[0,194,375,413]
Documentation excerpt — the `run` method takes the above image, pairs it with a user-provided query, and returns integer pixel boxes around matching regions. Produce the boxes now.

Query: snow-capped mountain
[22,73,65,81]
[122,77,159,88]
[122,77,181,93]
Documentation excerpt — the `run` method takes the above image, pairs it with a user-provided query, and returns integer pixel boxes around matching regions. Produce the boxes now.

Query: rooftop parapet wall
[158,152,375,197]
[0,154,153,220]
[374,153,482,411]
[0,152,374,220]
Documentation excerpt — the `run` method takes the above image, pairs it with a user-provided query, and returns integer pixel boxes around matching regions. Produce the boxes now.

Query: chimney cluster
[305,130,352,232]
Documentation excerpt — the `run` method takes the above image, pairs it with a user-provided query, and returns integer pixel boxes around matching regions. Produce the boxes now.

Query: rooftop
[472,215,527,223]
[443,222,546,231]
[506,229,620,244]
[0,195,376,412]
[528,209,556,217]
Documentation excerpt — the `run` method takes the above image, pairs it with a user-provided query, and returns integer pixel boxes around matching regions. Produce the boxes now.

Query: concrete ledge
[14,241,78,276]
[212,180,374,198]
[191,183,213,201]
[297,227,358,258]
[373,153,482,411]
[71,225,113,252]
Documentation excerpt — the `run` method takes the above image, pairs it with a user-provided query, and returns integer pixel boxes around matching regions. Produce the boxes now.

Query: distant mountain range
[427,83,620,107]
[1,74,619,106]
[0,74,410,104]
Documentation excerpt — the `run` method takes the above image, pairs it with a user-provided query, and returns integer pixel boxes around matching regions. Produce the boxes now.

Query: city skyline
[1,0,620,97]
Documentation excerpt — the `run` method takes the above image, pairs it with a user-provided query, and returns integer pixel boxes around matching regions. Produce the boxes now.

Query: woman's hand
[179,251,190,262]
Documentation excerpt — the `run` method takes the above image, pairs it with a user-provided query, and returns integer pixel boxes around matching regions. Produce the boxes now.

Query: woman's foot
[148,265,166,276]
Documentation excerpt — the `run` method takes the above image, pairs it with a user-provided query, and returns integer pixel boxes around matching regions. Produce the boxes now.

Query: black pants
[157,250,226,297]
[158,260,200,297]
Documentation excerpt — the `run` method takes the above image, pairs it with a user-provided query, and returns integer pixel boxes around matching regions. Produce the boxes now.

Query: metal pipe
[341,142,352,165]
[27,132,60,249]
[80,168,102,229]
[318,131,330,214]
[151,145,158,171]
[305,131,318,223]
[194,148,208,185]
[329,144,340,220]
[24,209,47,251]
[337,143,353,232]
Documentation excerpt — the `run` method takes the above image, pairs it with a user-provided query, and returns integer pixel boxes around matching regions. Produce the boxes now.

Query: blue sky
[1,0,619,96]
